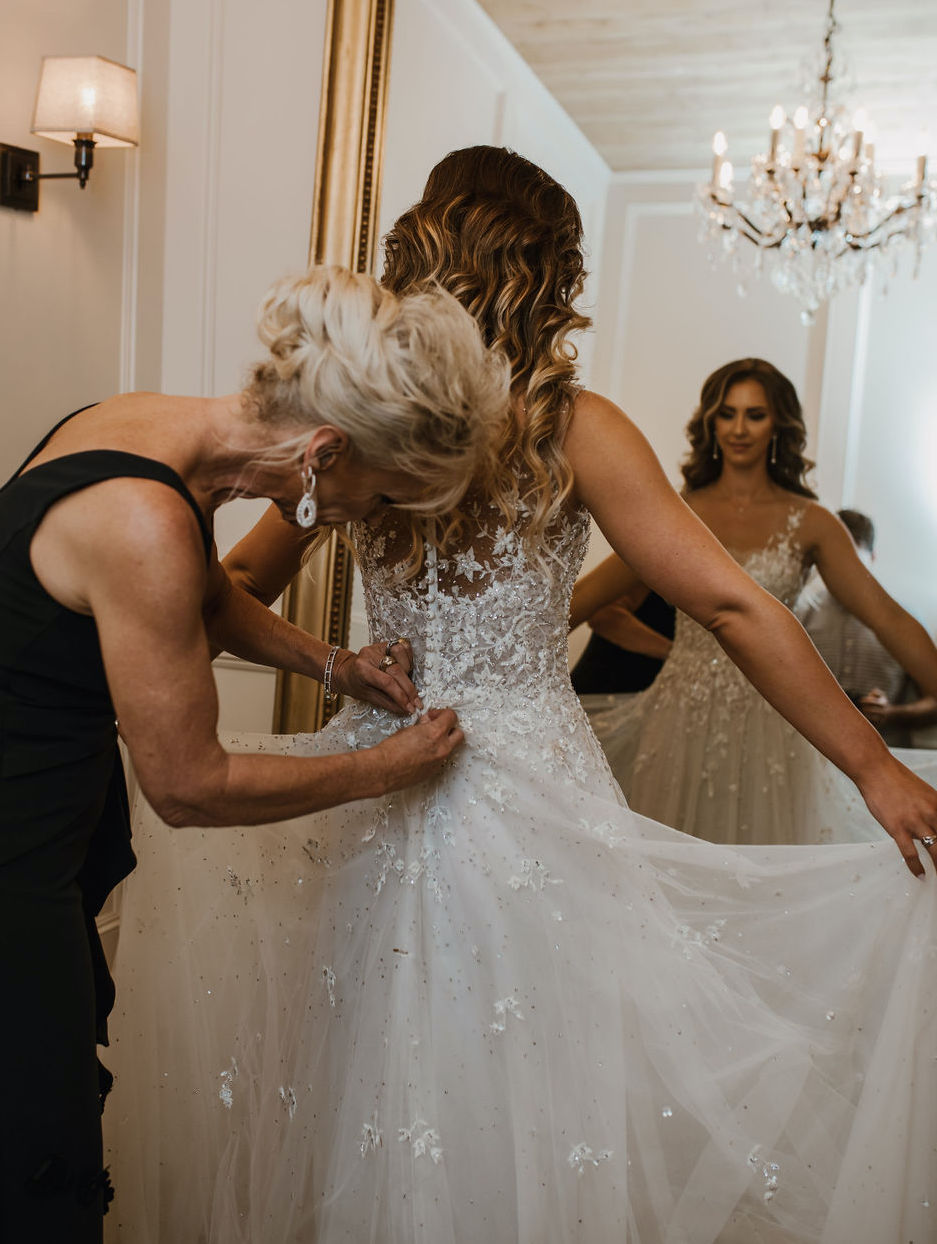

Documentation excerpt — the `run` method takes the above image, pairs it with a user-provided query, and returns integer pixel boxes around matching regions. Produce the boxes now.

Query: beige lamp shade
[31,56,139,148]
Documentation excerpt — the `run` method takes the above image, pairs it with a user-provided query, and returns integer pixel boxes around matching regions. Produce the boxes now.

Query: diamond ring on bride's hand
[921,834,937,847]
[385,637,410,658]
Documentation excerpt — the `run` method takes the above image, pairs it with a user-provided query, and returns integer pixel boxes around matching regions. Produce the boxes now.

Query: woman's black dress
[0,415,211,1243]
[570,590,675,695]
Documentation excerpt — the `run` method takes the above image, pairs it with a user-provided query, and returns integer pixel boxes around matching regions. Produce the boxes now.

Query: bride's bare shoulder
[564,390,643,450]
[797,499,854,549]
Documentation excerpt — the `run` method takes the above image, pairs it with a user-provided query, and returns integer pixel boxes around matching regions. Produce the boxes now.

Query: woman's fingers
[377,708,464,790]
[919,828,937,873]
[341,643,422,714]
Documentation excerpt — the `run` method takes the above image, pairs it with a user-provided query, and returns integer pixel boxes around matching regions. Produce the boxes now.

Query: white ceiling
[478,0,937,173]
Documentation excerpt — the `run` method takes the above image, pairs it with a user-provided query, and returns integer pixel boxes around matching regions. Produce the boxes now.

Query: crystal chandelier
[696,0,937,324]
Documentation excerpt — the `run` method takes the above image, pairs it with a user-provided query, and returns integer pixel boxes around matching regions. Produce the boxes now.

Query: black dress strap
[2,449,213,562]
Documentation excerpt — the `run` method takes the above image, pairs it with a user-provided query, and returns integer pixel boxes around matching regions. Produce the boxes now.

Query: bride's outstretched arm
[564,390,937,875]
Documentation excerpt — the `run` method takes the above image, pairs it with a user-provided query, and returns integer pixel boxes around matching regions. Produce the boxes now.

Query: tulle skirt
[586,678,937,847]
[103,699,937,1243]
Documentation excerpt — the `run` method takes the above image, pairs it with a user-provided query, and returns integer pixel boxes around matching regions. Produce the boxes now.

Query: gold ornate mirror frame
[273,0,394,733]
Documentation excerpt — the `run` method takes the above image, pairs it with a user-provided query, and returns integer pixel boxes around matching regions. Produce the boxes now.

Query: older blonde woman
[0,264,507,1244]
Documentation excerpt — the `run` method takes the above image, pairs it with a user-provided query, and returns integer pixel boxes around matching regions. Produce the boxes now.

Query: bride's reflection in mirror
[571,358,937,844]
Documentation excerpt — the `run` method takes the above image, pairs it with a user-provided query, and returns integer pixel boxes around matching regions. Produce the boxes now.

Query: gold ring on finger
[921,834,937,847]
[379,655,398,671]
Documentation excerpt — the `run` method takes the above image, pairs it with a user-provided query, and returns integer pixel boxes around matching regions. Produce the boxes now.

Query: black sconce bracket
[0,137,96,212]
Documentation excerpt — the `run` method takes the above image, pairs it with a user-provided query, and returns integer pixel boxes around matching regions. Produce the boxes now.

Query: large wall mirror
[276,0,937,732]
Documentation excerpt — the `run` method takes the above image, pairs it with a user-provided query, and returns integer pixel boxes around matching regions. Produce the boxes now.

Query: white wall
[0,0,134,473]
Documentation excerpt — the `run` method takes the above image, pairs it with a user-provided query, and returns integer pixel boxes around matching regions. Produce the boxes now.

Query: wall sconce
[0,56,139,212]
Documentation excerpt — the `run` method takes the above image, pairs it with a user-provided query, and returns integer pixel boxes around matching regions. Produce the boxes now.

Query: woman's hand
[859,688,892,729]
[855,752,937,878]
[860,688,937,732]
[332,638,422,715]
[374,708,464,790]
[590,599,674,661]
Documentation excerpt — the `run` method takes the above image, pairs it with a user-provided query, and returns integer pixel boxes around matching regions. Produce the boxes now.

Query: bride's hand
[330,639,422,715]
[857,753,937,877]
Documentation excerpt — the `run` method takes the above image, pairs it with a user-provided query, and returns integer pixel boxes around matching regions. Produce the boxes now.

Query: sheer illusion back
[357,490,590,702]
[106,482,937,1244]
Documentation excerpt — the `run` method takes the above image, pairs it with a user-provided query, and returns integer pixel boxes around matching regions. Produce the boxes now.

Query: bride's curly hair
[382,145,590,551]
[681,358,817,498]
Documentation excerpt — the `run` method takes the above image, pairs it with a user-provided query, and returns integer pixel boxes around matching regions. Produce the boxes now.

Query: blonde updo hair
[245,265,509,519]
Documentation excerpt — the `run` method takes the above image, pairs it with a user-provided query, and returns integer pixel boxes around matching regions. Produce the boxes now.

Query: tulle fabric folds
[104,703,937,1244]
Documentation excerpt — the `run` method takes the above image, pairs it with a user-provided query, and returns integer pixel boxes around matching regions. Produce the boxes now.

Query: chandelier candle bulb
[711,131,727,189]
[792,107,808,167]
[851,109,867,167]
[768,106,785,164]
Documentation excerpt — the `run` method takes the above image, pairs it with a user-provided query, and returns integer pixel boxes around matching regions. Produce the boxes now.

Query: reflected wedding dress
[588,507,937,845]
[105,496,937,1244]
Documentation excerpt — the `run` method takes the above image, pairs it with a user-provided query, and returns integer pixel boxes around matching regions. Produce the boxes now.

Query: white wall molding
[839,282,873,507]
[199,0,226,396]
[119,0,145,393]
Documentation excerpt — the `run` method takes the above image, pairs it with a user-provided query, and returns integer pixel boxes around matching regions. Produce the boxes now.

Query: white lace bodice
[354,496,590,708]
[352,496,594,779]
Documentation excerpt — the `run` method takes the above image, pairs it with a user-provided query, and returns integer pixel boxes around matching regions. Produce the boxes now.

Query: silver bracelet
[323,645,341,700]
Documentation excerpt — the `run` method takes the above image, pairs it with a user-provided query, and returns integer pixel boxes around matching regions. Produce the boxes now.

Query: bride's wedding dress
[105,497,937,1244]
[588,507,937,845]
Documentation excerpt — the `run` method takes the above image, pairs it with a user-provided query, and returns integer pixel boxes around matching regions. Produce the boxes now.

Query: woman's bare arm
[202,552,421,714]
[564,391,937,875]
[223,503,310,604]
[29,481,460,826]
[569,554,649,630]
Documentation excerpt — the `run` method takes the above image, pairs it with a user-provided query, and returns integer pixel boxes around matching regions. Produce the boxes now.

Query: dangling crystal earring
[770,434,778,467]
[295,466,318,528]
[712,437,719,461]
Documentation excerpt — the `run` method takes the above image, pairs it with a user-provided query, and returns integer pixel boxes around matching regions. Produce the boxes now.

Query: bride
[571,358,937,845]
[106,148,937,1244]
